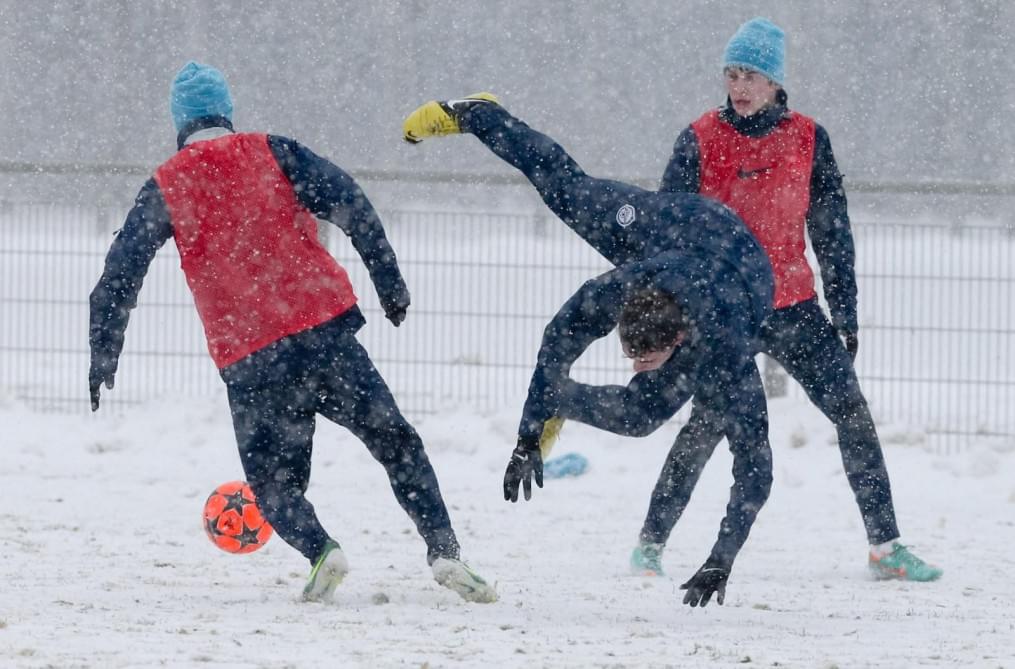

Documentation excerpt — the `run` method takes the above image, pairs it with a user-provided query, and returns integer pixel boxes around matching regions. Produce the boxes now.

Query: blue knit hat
[170,61,233,132]
[723,18,785,86]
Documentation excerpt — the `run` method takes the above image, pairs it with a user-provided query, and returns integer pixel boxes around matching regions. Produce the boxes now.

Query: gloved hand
[384,288,410,327]
[503,435,543,502]
[680,558,730,607]
[88,351,118,411]
[839,328,859,362]
[385,305,408,327]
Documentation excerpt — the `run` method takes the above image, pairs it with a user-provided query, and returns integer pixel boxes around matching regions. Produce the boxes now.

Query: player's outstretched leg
[404,93,652,268]
[403,92,500,143]
[313,333,498,603]
[764,301,942,582]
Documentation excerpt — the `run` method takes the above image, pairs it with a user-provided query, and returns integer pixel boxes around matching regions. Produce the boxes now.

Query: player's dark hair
[618,288,687,357]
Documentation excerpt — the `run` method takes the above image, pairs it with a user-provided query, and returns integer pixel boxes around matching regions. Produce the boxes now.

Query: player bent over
[88,62,495,604]
[404,95,775,607]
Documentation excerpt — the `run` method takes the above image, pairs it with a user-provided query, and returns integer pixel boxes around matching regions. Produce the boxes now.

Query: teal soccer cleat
[869,543,943,582]
[630,541,666,577]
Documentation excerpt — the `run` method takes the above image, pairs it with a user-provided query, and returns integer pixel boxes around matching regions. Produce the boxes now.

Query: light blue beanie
[170,61,233,132]
[723,18,785,86]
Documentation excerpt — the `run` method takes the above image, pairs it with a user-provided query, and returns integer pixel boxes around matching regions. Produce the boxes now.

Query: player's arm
[680,348,773,607]
[554,362,696,438]
[806,125,858,341]
[88,179,173,410]
[659,126,701,194]
[268,135,410,326]
[505,271,627,502]
[516,271,627,442]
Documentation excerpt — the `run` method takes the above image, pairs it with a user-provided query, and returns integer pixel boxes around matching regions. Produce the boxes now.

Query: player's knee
[245,479,284,519]
[247,468,307,511]
[827,394,873,427]
[368,422,425,464]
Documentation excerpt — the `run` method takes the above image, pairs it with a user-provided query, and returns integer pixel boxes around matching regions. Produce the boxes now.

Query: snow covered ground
[2,391,1013,668]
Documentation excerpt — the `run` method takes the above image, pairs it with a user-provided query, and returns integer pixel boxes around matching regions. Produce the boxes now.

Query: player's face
[622,337,682,373]
[724,67,779,117]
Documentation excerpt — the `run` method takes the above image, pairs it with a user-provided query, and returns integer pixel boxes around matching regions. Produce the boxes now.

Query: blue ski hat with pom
[723,18,785,86]
[170,61,233,132]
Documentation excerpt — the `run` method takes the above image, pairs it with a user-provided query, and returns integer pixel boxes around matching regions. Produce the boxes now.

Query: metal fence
[1,200,1013,452]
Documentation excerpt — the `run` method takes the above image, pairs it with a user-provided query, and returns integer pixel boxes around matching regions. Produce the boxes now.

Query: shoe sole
[868,564,943,582]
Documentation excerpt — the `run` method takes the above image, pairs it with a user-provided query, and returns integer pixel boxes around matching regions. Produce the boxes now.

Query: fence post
[533,210,550,238]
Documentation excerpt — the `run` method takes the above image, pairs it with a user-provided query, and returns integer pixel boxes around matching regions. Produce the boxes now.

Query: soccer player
[89,62,496,603]
[654,18,941,581]
[403,94,775,607]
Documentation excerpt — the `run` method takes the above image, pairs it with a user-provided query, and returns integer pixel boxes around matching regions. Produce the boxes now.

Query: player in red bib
[638,18,941,582]
[89,62,496,603]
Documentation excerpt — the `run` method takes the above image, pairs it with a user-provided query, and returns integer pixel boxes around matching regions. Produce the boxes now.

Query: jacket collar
[176,115,235,150]
[718,89,790,138]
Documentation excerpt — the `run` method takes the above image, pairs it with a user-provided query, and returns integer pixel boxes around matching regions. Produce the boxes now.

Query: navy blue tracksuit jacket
[461,103,775,568]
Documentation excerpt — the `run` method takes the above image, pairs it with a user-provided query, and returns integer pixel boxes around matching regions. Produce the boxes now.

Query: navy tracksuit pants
[462,104,659,268]
[220,313,459,565]
[641,298,901,546]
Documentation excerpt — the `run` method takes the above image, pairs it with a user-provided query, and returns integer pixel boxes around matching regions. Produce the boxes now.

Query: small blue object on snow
[542,452,589,479]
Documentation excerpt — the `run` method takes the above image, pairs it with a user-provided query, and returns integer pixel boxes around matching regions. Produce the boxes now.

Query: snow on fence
[1,201,1012,452]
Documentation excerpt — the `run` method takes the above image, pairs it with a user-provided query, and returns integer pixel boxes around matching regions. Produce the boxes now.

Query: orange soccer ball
[203,481,273,554]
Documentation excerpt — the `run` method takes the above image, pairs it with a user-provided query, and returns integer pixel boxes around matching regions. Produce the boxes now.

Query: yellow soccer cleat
[403,92,500,144]
[539,416,565,460]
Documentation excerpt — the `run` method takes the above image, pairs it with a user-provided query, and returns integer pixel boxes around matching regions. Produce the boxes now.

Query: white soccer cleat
[431,557,498,603]
[302,542,349,603]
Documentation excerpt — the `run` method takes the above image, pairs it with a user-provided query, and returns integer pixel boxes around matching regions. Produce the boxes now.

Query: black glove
[88,351,118,411]
[680,558,730,608]
[503,436,543,502]
[384,289,410,327]
[839,328,859,362]
[385,306,407,327]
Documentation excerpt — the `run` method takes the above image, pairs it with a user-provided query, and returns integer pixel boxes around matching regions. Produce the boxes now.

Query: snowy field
[2,389,1013,668]
[4,4,1015,667]
[3,204,1013,667]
